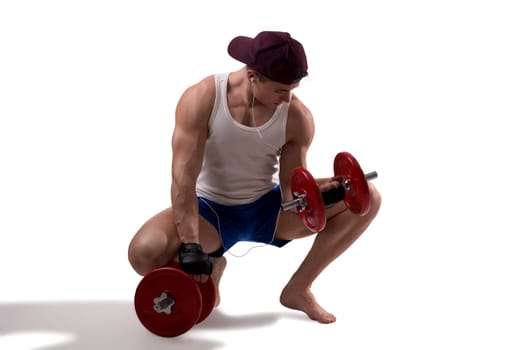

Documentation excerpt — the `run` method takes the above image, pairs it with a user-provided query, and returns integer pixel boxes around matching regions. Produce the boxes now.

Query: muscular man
[128,31,381,324]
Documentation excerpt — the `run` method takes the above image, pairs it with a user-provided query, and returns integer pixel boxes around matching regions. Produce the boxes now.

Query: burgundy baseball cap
[227,31,308,85]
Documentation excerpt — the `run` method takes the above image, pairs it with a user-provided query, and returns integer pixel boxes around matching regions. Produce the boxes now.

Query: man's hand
[178,243,213,282]
[319,177,346,208]
[317,176,343,192]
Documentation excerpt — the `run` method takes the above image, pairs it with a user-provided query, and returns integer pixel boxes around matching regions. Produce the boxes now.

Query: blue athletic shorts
[198,186,290,256]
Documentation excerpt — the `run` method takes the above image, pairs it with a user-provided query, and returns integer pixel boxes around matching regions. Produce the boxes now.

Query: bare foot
[210,256,227,307]
[280,282,336,324]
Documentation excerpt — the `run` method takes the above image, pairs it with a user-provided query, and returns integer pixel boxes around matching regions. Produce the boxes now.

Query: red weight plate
[333,152,370,216]
[134,267,202,337]
[164,261,216,324]
[196,277,216,324]
[290,166,326,232]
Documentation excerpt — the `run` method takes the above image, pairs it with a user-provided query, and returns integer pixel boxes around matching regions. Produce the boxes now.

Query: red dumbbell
[281,151,377,232]
[134,261,216,337]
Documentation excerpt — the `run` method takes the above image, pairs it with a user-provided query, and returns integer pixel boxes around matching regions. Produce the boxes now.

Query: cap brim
[227,35,254,65]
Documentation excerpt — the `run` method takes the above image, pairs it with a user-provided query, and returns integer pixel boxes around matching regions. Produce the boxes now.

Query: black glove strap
[322,186,346,208]
[178,243,213,275]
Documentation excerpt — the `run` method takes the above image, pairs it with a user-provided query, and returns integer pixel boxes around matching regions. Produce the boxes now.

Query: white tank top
[196,73,289,205]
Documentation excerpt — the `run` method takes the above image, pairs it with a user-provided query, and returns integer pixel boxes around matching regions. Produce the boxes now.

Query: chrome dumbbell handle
[281,193,307,211]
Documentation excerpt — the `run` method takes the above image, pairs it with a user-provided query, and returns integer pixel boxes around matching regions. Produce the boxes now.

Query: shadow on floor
[0,301,306,350]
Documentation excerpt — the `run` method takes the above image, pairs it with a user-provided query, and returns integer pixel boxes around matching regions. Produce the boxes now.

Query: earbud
[250,77,255,84]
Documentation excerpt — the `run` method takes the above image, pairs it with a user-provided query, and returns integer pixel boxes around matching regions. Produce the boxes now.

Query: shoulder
[179,75,216,110]
[285,95,315,146]
[176,75,217,127]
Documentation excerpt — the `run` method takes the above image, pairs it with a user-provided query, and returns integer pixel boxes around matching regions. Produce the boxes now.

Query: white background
[1,1,524,349]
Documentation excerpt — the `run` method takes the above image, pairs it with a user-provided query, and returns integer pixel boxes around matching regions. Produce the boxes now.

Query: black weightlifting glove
[321,185,346,208]
[178,243,213,275]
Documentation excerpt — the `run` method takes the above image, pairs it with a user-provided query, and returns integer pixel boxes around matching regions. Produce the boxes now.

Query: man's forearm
[171,180,200,243]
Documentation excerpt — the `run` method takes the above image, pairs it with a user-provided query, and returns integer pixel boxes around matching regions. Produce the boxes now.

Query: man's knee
[128,231,169,276]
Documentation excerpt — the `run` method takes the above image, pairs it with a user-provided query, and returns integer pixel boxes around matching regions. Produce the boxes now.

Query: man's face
[256,79,300,107]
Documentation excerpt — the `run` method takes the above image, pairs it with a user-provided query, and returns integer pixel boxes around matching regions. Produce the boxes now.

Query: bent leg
[128,208,178,276]
[275,183,382,323]
[128,207,227,306]
[128,207,224,274]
